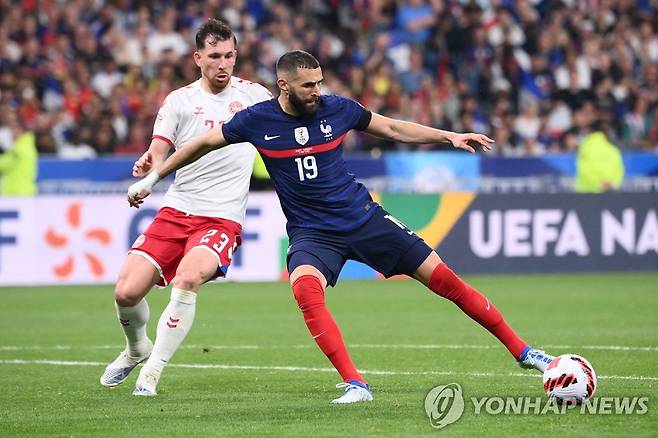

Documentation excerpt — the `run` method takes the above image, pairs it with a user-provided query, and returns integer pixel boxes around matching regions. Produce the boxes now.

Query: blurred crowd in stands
[0,0,657,158]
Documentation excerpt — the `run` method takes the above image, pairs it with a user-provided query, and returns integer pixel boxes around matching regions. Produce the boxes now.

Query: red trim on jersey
[257,133,347,158]
[152,135,175,148]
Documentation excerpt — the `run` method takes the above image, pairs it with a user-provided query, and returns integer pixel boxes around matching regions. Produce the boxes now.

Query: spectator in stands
[115,121,149,155]
[91,116,117,155]
[146,7,189,63]
[398,47,431,94]
[91,58,123,99]
[57,126,97,159]
[513,100,543,155]
[623,94,652,149]
[0,0,656,156]
[392,0,437,45]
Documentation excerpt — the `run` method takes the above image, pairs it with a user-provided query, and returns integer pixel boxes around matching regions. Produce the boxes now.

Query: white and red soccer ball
[543,354,597,403]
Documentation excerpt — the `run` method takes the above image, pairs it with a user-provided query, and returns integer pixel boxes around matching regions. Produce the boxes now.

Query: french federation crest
[320,120,333,139]
[294,127,309,145]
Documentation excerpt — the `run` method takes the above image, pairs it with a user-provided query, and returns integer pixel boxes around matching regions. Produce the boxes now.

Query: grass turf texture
[0,273,656,437]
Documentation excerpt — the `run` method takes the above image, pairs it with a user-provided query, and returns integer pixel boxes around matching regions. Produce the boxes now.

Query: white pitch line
[0,344,262,351]
[1,343,657,352]
[0,359,656,381]
[546,345,658,352]
[354,344,658,352]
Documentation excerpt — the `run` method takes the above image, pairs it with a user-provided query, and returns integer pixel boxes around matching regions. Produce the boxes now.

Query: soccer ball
[542,354,597,403]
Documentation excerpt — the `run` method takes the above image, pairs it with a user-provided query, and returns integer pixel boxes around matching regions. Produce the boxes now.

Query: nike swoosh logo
[264,134,280,140]
[313,330,327,339]
[485,298,490,311]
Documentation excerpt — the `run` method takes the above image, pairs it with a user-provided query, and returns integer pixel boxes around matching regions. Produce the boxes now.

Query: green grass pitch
[1,273,656,437]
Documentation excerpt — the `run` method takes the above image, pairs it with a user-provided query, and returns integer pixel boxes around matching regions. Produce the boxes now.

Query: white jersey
[152,77,272,224]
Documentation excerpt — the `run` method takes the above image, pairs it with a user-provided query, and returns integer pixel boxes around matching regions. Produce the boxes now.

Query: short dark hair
[195,19,236,50]
[276,50,320,76]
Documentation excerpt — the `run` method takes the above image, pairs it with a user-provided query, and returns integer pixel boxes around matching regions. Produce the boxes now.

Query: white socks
[116,299,151,357]
[142,288,197,375]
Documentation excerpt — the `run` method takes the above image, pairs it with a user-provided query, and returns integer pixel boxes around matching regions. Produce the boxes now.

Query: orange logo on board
[43,203,112,279]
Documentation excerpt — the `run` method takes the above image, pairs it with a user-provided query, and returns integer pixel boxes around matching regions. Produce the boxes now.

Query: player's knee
[114,281,142,307]
[292,275,325,310]
[172,270,204,292]
[293,289,323,310]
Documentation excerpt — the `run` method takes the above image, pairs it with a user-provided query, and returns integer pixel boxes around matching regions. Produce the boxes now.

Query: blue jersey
[222,95,376,233]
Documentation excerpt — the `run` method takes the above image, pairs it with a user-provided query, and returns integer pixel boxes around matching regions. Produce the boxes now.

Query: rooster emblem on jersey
[320,120,333,139]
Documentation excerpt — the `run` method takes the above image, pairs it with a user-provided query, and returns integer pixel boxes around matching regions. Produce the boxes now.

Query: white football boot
[132,368,161,397]
[100,341,153,387]
[331,381,373,404]
[518,347,555,372]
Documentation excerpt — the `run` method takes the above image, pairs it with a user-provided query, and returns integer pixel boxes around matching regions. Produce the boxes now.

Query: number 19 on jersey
[295,156,318,181]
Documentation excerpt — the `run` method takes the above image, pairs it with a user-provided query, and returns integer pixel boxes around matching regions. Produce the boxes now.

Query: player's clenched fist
[127,172,160,208]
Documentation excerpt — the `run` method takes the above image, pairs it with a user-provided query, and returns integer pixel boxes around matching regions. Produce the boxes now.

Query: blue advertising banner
[480,155,575,177]
[436,193,658,274]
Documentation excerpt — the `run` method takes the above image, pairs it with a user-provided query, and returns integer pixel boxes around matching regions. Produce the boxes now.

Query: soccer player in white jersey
[100,19,272,396]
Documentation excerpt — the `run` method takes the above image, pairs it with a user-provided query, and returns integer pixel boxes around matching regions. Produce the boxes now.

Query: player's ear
[193,51,202,67]
[277,78,288,94]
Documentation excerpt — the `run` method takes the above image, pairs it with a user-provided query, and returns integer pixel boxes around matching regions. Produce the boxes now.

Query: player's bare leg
[134,247,219,396]
[412,252,553,371]
[290,264,372,404]
[100,254,160,387]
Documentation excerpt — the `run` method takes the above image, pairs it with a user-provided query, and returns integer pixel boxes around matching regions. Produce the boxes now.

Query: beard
[289,89,320,116]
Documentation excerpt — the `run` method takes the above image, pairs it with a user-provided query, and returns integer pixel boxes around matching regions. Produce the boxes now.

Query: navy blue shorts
[287,206,433,287]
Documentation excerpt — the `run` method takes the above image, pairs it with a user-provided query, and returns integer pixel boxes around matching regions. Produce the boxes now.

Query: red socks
[292,275,364,384]
[428,263,527,359]
[291,265,526,382]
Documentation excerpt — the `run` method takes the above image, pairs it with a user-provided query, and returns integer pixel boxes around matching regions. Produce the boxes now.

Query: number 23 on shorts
[199,229,239,261]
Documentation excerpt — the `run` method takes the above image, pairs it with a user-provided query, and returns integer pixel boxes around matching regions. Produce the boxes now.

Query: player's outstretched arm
[157,126,229,178]
[127,126,228,207]
[364,113,494,153]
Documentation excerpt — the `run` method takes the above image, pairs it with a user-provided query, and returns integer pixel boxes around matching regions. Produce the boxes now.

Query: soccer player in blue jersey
[128,50,556,404]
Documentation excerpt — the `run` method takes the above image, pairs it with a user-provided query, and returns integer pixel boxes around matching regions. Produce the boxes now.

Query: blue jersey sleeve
[338,96,372,131]
[222,109,250,144]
